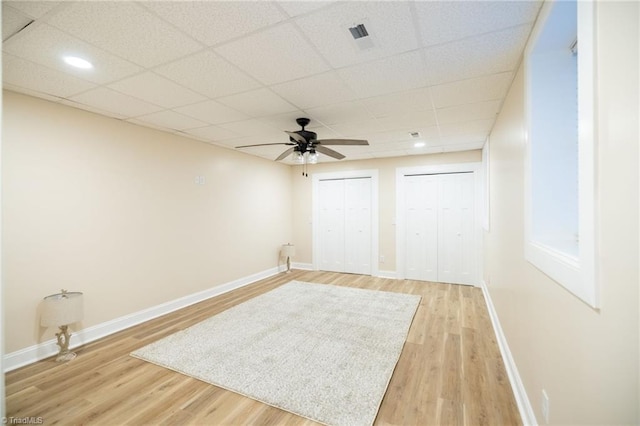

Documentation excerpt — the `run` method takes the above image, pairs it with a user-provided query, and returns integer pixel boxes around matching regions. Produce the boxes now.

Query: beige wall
[2,91,292,353]
[485,2,639,424]
[291,150,481,271]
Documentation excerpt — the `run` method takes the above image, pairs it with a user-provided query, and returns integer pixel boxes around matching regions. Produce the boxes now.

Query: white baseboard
[4,266,284,372]
[480,280,538,426]
[377,270,397,279]
[292,262,314,271]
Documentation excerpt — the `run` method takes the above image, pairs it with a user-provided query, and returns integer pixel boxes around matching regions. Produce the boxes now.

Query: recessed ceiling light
[414,141,426,148]
[63,56,93,69]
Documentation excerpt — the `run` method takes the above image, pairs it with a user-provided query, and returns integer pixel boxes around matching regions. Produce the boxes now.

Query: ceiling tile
[430,72,514,108]
[215,23,330,85]
[108,72,206,109]
[306,101,373,126]
[183,125,240,142]
[438,118,494,137]
[60,98,129,120]
[271,71,358,110]
[3,24,142,84]
[174,100,249,125]
[154,50,261,99]
[218,119,283,139]
[439,137,487,147]
[338,50,428,99]
[374,110,438,131]
[3,53,95,98]
[143,1,287,46]
[216,88,297,117]
[414,0,542,46]
[436,100,501,125]
[68,87,164,118]
[278,1,334,17]
[258,112,327,133]
[46,2,202,67]
[130,110,209,132]
[424,25,531,86]
[358,87,434,118]
[364,127,439,145]
[327,113,437,139]
[295,1,419,68]
[4,1,61,19]
[323,118,389,138]
[2,4,33,41]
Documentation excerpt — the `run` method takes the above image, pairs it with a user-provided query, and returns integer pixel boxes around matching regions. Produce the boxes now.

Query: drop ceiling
[2,1,542,164]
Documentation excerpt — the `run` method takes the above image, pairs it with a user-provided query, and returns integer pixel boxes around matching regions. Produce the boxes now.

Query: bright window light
[63,56,93,69]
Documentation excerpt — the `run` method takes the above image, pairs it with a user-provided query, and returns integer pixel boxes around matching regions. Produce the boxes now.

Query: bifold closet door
[318,179,345,272]
[404,175,439,281]
[318,178,372,275]
[403,173,476,285]
[344,178,372,274]
[438,173,476,285]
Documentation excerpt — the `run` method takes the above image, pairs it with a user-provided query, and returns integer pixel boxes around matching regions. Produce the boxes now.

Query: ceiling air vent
[349,24,369,40]
[409,131,421,138]
[349,23,374,50]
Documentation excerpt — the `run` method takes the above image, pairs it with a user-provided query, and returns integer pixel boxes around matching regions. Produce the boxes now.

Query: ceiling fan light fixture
[292,150,304,164]
[307,150,318,164]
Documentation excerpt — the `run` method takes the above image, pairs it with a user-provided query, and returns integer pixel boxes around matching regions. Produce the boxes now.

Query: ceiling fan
[235,117,369,164]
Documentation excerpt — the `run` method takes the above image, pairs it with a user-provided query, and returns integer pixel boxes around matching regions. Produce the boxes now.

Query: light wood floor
[5,270,521,425]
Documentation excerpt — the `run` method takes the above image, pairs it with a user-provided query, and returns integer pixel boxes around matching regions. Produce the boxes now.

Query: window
[525,0,597,307]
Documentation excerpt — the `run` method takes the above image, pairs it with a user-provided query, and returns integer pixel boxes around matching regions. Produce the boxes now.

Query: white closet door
[438,173,475,285]
[404,175,439,281]
[402,172,476,285]
[317,178,372,275]
[318,179,345,272]
[344,178,372,274]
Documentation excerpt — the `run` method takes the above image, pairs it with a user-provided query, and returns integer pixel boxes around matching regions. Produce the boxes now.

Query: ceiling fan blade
[285,131,306,144]
[236,142,294,148]
[315,144,345,160]
[316,139,369,146]
[275,147,295,161]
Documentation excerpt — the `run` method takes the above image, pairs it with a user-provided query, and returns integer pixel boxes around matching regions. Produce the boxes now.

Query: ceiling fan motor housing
[290,130,317,147]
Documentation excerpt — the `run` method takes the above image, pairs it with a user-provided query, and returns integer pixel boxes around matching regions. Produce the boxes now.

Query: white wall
[485,2,639,424]
[2,91,293,353]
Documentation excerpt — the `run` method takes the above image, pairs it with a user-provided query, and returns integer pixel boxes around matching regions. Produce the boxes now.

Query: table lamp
[41,289,84,362]
[282,243,296,273]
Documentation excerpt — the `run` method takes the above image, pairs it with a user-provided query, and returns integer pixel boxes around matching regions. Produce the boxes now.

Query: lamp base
[54,325,77,363]
[55,351,77,362]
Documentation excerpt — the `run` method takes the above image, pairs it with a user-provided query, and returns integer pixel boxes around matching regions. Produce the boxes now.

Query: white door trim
[312,170,379,276]
[396,162,482,284]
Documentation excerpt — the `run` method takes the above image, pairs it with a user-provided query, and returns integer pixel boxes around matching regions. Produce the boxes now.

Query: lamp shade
[41,291,84,327]
[282,244,296,257]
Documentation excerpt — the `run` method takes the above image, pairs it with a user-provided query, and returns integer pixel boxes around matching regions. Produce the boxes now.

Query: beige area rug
[131,281,420,426]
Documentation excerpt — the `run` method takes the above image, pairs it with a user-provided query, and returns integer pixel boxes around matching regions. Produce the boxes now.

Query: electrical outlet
[541,390,550,424]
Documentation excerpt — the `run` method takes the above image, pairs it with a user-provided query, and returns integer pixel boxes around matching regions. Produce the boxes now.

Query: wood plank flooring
[4,271,521,425]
